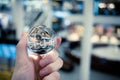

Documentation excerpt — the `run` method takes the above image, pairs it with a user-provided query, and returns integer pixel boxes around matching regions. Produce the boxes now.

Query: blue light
[0,44,16,59]
[54,11,70,18]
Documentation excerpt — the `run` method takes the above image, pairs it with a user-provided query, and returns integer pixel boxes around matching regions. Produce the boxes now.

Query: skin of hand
[11,32,63,80]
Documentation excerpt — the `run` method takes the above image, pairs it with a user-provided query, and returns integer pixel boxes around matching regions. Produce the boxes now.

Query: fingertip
[21,32,27,38]
[55,36,62,49]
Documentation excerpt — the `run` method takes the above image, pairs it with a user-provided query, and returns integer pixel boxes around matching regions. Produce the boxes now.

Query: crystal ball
[27,25,56,54]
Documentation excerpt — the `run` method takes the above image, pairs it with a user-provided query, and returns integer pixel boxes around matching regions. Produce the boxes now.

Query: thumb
[16,32,28,60]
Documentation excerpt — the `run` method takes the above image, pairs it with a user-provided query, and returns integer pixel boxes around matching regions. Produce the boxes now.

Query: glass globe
[27,25,56,54]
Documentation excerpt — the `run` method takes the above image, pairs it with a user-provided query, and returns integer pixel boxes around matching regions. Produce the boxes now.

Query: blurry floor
[90,70,120,80]
[60,65,80,80]
[58,42,120,80]
[60,67,120,80]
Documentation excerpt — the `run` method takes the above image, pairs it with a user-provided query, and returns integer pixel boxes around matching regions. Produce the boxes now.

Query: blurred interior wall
[11,0,24,39]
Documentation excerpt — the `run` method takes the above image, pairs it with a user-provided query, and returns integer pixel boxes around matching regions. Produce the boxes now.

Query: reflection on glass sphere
[27,25,56,54]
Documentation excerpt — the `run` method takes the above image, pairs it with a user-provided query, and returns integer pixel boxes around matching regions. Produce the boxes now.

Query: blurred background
[0,0,120,80]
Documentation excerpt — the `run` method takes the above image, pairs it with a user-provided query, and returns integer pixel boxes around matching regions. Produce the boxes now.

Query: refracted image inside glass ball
[27,25,56,54]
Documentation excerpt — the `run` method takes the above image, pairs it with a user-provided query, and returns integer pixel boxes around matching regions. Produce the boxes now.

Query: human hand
[12,32,63,80]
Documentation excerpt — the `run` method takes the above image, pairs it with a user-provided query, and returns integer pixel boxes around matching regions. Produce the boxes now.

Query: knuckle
[53,50,59,57]
[54,72,60,79]
[48,65,55,72]
[48,54,55,62]
[58,58,63,68]
[47,52,59,62]
[43,72,60,80]
[54,50,59,57]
